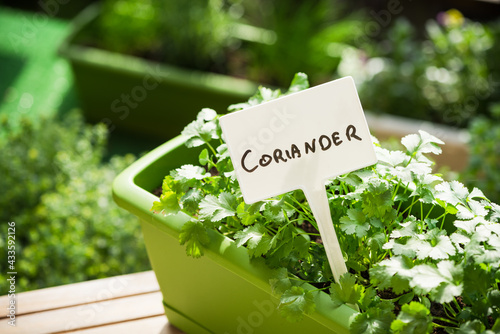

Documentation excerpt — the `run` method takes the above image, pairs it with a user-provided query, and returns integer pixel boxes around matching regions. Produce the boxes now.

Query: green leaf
[180,188,203,213]
[330,273,364,308]
[340,208,370,237]
[179,220,210,258]
[358,287,378,310]
[228,85,282,111]
[198,148,210,166]
[196,108,217,121]
[236,202,261,226]
[435,181,470,207]
[287,72,309,94]
[390,216,419,238]
[269,268,292,295]
[370,256,413,293]
[234,224,273,257]
[492,318,500,332]
[360,179,394,221]
[454,320,486,334]
[376,147,408,167]
[390,302,433,334]
[279,286,316,322]
[411,261,463,302]
[397,292,415,305]
[199,192,237,222]
[151,191,180,215]
[172,164,210,181]
[181,110,218,148]
[401,130,444,157]
[350,303,395,334]
[414,228,456,260]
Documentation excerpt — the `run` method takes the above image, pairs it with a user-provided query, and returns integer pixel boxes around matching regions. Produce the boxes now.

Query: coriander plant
[153,73,500,333]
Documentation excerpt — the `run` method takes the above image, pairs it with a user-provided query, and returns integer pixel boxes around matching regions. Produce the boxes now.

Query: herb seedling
[153,73,500,333]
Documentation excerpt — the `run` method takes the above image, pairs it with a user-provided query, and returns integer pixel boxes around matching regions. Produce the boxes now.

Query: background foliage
[0,112,150,292]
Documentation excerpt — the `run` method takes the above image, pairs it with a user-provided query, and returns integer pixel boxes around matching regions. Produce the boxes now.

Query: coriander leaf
[267,224,295,267]
[287,72,309,94]
[330,273,363,308]
[367,232,386,252]
[236,202,260,226]
[269,267,292,295]
[340,208,370,237]
[358,287,378,310]
[397,292,415,306]
[401,130,443,157]
[454,320,486,334]
[293,235,310,259]
[172,164,210,181]
[390,302,433,334]
[375,147,408,167]
[390,217,419,238]
[415,229,456,260]
[251,234,274,258]
[410,261,463,302]
[360,179,394,221]
[370,256,413,293]
[469,188,488,201]
[198,148,210,166]
[199,192,237,222]
[196,108,217,121]
[408,264,444,294]
[179,220,210,258]
[457,200,489,220]
[407,161,433,177]
[387,238,418,259]
[463,263,492,298]
[454,217,485,234]
[234,224,272,257]
[180,188,203,213]
[279,286,316,322]
[228,86,282,111]
[435,181,470,207]
[216,143,231,161]
[151,190,180,215]
[350,304,395,334]
[432,261,464,303]
[181,110,218,147]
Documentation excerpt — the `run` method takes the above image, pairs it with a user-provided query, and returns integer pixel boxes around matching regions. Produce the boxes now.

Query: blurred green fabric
[0,7,77,128]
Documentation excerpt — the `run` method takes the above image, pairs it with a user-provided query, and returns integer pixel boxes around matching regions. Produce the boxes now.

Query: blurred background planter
[58,3,266,141]
[112,136,358,334]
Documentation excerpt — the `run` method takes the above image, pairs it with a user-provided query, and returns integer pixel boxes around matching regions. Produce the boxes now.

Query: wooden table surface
[0,271,185,334]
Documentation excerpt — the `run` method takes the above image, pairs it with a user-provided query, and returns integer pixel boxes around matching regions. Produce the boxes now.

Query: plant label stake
[219,76,377,284]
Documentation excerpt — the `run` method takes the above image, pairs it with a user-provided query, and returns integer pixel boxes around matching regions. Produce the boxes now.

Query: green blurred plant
[462,103,500,204]
[84,0,366,86]
[341,11,495,127]
[95,0,238,70]
[98,0,163,54]
[244,0,365,86]
[0,112,149,292]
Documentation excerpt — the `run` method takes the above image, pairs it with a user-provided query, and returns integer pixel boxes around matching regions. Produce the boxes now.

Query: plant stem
[433,317,459,326]
[206,142,217,156]
[440,213,447,230]
[392,182,401,201]
[397,196,417,219]
[424,205,435,220]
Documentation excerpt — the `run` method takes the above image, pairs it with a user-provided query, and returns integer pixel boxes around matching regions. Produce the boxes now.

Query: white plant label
[219,76,377,283]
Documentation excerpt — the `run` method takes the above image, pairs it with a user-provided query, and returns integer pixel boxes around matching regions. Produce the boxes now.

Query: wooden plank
[0,271,159,318]
[0,291,164,334]
[61,315,184,334]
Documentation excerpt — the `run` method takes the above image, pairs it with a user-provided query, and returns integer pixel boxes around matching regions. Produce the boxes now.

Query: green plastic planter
[112,136,358,334]
[59,4,259,140]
